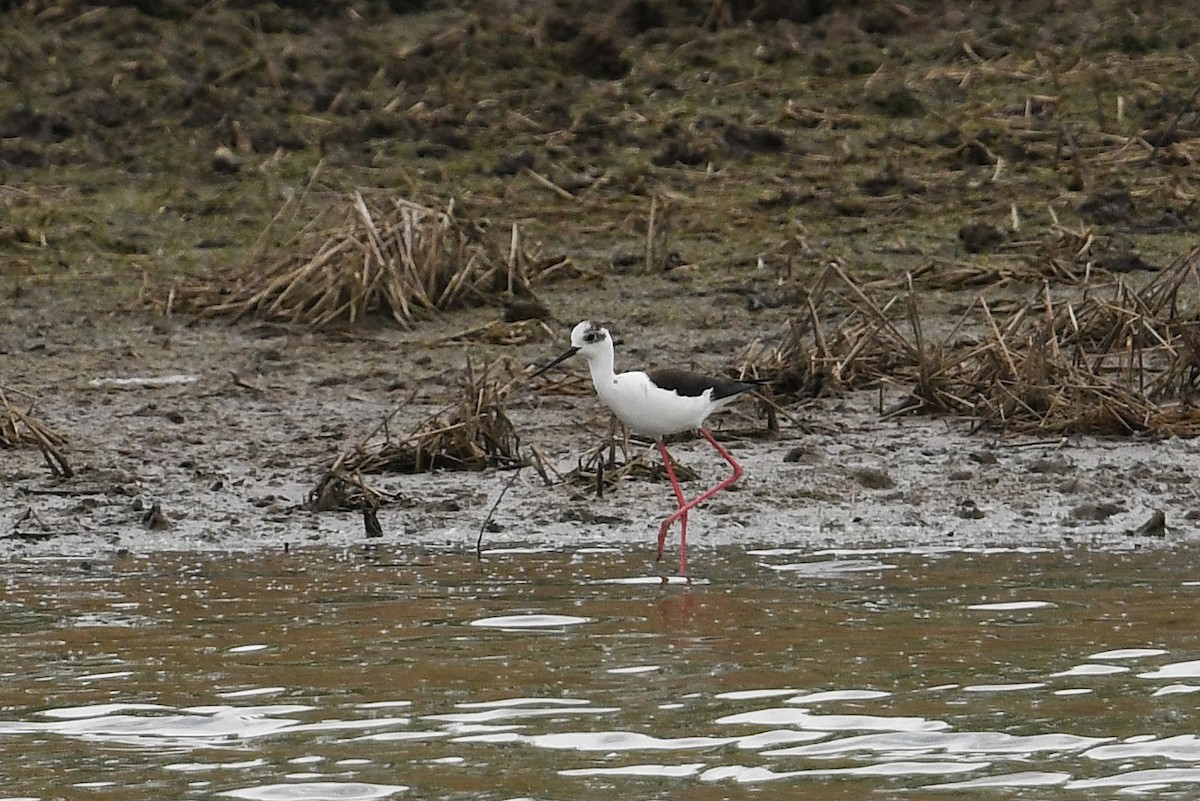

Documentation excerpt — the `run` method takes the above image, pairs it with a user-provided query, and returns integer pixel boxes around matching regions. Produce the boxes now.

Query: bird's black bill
[529,346,580,379]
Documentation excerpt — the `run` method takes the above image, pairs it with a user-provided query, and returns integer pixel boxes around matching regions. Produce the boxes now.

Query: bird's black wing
[645,368,761,401]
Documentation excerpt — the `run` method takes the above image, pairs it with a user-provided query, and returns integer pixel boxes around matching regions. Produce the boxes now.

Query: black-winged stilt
[532,320,759,577]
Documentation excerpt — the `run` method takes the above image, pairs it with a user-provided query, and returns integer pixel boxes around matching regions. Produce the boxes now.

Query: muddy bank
[3,308,1197,562]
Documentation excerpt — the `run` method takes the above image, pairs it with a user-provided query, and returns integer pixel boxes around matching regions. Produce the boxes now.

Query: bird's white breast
[595,370,720,438]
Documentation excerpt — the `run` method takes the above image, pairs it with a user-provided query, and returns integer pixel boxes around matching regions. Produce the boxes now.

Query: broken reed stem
[0,387,72,478]
[476,466,524,560]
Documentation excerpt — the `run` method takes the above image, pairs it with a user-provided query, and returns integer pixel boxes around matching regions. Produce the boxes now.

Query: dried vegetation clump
[174,193,569,330]
[562,438,700,497]
[308,358,528,511]
[1,386,72,477]
[745,248,1200,436]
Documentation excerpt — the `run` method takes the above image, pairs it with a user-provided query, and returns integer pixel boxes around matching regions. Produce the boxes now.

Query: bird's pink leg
[656,428,744,576]
[656,440,688,575]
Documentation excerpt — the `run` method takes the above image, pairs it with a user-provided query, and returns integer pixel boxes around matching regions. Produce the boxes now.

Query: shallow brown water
[1,544,1199,800]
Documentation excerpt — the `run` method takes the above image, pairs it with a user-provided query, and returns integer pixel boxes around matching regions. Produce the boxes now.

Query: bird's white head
[531,319,613,378]
[569,320,611,357]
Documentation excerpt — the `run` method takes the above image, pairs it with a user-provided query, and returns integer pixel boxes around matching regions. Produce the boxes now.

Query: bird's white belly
[596,376,714,437]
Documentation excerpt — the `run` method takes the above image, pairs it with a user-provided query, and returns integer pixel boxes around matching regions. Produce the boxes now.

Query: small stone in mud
[849,466,894,490]
[211,145,241,174]
[142,502,171,530]
[492,149,535,176]
[783,446,824,464]
[869,86,924,117]
[1127,509,1166,537]
[956,499,985,519]
[566,30,629,80]
[721,123,788,153]
[652,137,709,167]
[559,507,626,525]
[958,221,1005,253]
[1079,187,1134,223]
[1028,456,1073,475]
[1094,252,1154,273]
[503,297,552,322]
[1070,502,1124,521]
[1058,477,1088,494]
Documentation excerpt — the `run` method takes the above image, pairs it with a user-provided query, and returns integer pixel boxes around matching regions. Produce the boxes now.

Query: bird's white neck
[585,339,618,387]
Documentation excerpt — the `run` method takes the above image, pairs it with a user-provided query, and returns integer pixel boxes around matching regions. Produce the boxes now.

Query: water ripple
[1084,735,1200,762]
[216,782,408,800]
[763,731,1110,758]
[715,708,948,732]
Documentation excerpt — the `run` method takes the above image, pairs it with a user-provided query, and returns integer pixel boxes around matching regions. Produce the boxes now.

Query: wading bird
[532,320,760,577]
